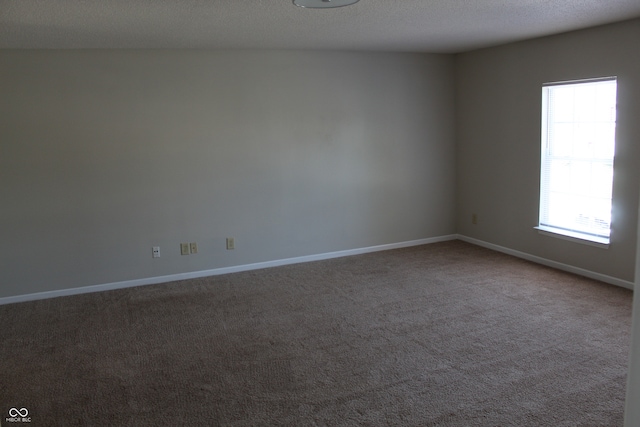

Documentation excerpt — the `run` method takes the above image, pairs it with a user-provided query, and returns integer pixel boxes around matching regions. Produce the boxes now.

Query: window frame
[536,76,617,248]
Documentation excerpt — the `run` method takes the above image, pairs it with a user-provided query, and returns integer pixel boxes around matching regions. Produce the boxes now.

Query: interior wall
[625,194,640,425]
[0,50,456,298]
[455,19,640,282]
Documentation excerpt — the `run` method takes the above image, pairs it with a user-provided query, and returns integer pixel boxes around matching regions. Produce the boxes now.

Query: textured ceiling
[1,0,640,52]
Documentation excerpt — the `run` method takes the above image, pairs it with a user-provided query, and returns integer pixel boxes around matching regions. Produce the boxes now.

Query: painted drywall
[455,19,640,282]
[0,50,456,298]
[625,194,640,425]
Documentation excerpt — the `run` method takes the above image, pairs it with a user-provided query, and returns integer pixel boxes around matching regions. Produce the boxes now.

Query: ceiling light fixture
[293,0,360,9]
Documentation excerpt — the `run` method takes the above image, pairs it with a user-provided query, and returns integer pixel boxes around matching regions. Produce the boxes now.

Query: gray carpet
[0,240,633,426]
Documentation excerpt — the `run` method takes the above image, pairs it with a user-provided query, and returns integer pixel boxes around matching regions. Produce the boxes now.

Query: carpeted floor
[0,240,633,426]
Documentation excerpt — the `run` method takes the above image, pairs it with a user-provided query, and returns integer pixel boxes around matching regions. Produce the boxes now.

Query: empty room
[1,1,640,425]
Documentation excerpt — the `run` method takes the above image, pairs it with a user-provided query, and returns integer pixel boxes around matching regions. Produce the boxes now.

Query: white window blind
[539,77,617,244]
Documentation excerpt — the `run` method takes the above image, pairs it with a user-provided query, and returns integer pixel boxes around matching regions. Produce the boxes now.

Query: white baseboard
[3,233,630,306]
[0,235,458,306]
[457,235,634,290]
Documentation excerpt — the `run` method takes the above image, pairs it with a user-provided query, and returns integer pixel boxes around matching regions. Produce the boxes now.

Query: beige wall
[1,20,639,297]
[0,50,457,298]
[626,206,640,425]
[455,19,640,282]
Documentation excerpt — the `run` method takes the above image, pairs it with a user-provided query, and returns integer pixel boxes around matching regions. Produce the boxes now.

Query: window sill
[534,226,609,249]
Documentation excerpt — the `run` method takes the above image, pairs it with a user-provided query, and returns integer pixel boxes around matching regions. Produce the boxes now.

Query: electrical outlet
[226,237,235,250]
[472,213,478,225]
[190,242,198,254]
[152,246,161,258]
[180,243,190,255]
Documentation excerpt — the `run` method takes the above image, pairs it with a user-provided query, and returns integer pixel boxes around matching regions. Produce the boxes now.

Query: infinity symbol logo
[8,407,28,417]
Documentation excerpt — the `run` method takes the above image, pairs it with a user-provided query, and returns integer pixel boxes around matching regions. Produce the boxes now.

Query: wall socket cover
[189,242,198,254]
[226,238,235,250]
[152,246,161,258]
[180,243,190,255]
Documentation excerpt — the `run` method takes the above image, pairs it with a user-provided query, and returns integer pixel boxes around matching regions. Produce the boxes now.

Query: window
[538,77,617,246]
